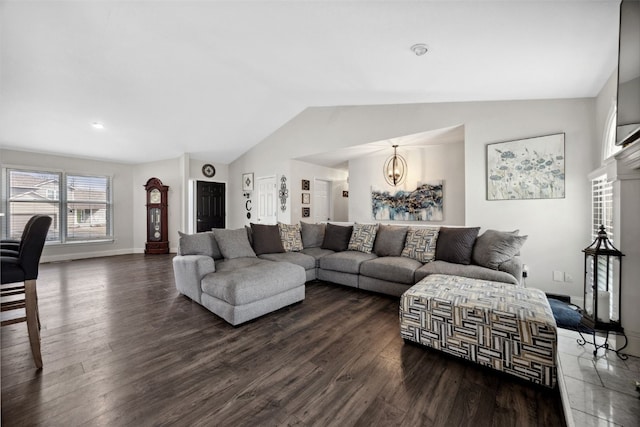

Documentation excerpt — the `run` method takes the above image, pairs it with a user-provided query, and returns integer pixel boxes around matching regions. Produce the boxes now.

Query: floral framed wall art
[486,133,565,200]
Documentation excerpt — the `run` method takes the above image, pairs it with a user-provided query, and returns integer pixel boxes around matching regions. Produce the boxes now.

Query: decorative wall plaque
[279,176,289,212]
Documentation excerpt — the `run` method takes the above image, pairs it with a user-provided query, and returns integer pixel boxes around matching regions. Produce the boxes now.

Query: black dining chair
[1,215,52,369]
[0,215,40,257]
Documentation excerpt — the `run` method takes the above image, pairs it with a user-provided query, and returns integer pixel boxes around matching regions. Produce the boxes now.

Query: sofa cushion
[319,250,377,274]
[178,231,222,259]
[300,222,325,248]
[347,223,378,254]
[401,227,439,263]
[278,223,303,252]
[201,261,305,306]
[214,257,269,272]
[300,247,335,267]
[215,228,257,259]
[250,223,285,255]
[374,225,408,257]
[472,229,527,270]
[415,260,520,286]
[259,252,316,270]
[321,223,353,252]
[435,227,480,265]
[360,256,422,285]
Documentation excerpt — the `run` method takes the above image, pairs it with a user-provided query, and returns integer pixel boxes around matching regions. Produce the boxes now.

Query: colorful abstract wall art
[371,181,444,221]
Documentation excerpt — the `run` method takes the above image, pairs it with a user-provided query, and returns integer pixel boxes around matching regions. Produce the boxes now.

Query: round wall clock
[202,164,216,178]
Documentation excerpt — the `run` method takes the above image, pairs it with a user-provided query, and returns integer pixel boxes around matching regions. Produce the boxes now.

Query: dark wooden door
[197,181,225,232]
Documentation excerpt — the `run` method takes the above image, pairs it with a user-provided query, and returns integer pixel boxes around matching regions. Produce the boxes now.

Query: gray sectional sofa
[173,222,527,325]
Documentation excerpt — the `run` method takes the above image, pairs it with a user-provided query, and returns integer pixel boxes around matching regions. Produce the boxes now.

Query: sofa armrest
[172,255,215,304]
[498,256,523,286]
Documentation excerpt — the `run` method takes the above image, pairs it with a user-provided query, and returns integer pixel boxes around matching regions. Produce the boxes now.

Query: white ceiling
[0,0,620,165]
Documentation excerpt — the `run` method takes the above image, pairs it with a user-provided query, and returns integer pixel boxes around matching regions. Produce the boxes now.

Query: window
[66,175,111,241]
[5,168,112,243]
[591,174,613,242]
[590,173,615,317]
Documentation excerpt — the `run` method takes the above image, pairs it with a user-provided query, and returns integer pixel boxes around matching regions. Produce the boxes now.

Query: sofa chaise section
[173,228,306,326]
[201,257,305,326]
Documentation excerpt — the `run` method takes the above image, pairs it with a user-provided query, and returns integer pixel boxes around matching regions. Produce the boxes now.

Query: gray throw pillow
[214,228,257,259]
[374,225,408,257]
[321,223,353,252]
[301,222,326,248]
[434,227,480,265]
[178,231,222,259]
[472,229,528,270]
[250,223,285,255]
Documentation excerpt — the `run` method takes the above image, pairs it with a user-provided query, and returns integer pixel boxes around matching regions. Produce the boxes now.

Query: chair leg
[24,279,43,369]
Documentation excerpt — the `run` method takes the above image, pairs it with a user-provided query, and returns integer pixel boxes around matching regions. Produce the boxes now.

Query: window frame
[3,167,114,244]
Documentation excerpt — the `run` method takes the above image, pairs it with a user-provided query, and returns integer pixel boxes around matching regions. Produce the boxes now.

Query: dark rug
[547,298,593,333]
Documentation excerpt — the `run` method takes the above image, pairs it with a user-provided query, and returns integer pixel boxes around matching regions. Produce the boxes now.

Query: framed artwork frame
[302,207,310,218]
[242,173,254,191]
[486,133,565,201]
[301,193,310,204]
[301,179,310,191]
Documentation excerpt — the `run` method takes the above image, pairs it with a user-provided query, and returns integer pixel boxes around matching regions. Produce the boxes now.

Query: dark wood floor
[1,254,565,426]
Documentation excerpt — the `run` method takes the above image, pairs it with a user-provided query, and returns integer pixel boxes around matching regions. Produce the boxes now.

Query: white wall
[290,160,348,225]
[348,142,465,225]
[0,148,135,261]
[189,159,229,182]
[231,99,596,298]
[332,180,349,222]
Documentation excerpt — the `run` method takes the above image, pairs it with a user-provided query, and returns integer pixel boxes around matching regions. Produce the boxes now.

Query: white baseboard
[41,248,135,263]
[41,247,178,263]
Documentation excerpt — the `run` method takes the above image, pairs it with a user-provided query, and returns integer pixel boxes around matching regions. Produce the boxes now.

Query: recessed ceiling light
[91,122,105,130]
[410,44,428,56]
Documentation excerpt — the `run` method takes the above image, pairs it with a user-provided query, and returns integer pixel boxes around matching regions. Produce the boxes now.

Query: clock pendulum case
[144,177,169,254]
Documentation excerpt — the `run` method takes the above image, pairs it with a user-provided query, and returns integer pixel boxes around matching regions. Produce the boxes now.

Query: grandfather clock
[144,177,169,254]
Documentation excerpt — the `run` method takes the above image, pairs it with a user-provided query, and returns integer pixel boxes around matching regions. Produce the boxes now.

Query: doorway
[256,175,277,224]
[314,179,331,222]
[196,181,225,231]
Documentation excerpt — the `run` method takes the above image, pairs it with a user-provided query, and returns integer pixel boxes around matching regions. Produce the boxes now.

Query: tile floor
[556,328,640,426]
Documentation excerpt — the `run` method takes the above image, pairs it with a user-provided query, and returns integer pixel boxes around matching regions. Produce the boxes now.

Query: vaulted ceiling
[0,0,620,165]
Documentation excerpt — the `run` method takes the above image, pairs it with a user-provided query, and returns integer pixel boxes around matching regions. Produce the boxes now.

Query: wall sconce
[384,145,407,186]
[578,225,627,358]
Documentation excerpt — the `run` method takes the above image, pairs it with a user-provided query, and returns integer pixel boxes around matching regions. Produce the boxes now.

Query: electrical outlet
[553,271,564,282]
[564,273,573,282]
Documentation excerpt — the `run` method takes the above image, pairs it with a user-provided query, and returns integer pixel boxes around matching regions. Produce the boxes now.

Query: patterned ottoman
[400,274,557,388]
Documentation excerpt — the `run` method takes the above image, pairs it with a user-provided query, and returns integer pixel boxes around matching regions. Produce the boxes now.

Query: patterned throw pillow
[347,223,379,254]
[278,223,303,252]
[401,227,439,263]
